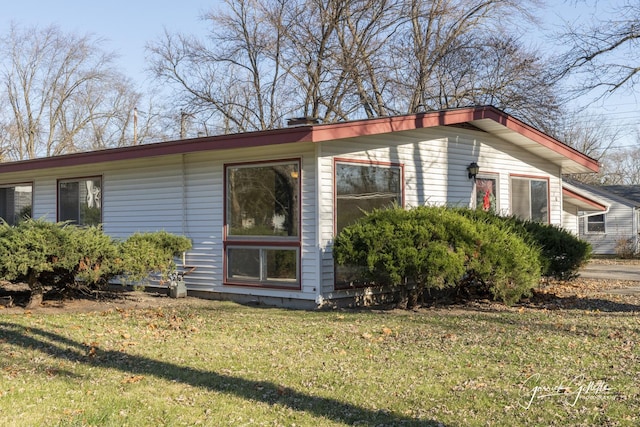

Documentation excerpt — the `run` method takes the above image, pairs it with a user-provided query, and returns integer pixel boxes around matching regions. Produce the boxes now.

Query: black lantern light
[467,162,480,180]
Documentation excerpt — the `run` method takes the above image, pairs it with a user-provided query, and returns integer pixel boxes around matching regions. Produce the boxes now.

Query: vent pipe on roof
[287,117,320,127]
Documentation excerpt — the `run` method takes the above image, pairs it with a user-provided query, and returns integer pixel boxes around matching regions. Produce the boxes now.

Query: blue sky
[2,1,638,149]
[2,0,215,86]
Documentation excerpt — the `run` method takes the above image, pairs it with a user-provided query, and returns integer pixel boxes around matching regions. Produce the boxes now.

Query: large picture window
[225,160,300,288]
[511,177,548,223]
[335,161,402,233]
[227,161,299,238]
[335,160,403,288]
[0,184,32,225]
[58,177,102,226]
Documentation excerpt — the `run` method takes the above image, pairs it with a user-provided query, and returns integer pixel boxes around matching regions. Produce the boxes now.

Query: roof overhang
[0,106,599,175]
[562,182,608,212]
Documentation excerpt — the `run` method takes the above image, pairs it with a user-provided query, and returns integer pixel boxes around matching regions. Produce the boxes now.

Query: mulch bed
[2,275,640,314]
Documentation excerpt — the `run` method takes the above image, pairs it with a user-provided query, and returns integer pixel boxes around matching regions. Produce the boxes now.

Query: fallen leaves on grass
[121,375,145,384]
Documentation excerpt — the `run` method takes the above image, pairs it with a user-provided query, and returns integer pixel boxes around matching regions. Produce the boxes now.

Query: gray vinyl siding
[581,203,636,254]
[0,123,570,306]
[0,143,321,303]
[569,184,640,255]
[562,202,579,236]
[316,126,563,297]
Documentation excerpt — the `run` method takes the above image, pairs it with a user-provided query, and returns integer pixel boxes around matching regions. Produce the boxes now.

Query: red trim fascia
[562,187,607,211]
[475,109,600,173]
[309,107,598,172]
[0,128,313,174]
[0,106,599,174]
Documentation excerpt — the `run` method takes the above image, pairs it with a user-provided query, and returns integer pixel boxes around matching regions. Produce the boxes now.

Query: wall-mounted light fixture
[467,162,480,180]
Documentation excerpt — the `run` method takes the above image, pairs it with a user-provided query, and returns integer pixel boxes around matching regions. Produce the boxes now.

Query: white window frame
[585,213,606,234]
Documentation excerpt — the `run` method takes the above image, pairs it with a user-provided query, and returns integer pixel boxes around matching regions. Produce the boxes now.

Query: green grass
[1,301,639,426]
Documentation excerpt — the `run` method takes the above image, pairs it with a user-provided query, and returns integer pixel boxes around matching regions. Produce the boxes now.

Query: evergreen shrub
[0,219,191,305]
[333,206,542,306]
[455,209,592,279]
[118,231,193,282]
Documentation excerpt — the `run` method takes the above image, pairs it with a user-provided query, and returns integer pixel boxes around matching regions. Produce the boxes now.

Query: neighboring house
[561,180,609,237]
[0,106,599,307]
[565,180,640,255]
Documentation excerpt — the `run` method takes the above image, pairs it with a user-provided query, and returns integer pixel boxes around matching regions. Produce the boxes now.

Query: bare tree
[148,0,555,133]
[556,0,640,100]
[597,146,640,185]
[0,24,155,160]
[148,0,294,134]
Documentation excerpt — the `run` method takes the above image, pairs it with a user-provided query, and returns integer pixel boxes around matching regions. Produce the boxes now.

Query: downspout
[314,143,324,307]
[577,207,611,219]
[182,153,187,237]
[181,154,189,269]
[577,207,611,236]
[633,206,640,254]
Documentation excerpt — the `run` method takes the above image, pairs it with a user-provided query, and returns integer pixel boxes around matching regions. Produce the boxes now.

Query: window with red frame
[511,177,548,223]
[225,160,300,288]
[334,161,402,289]
[475,176,497,212]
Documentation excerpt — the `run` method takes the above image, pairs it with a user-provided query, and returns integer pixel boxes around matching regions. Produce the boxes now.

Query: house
[564,180,640,255]
[0,106,599,308]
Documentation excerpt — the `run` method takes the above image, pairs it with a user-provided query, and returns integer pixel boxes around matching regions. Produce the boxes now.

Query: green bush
[455,209,592,280]
[118,231,192,283]
[333,206,541,307]
[0,219,191,306]
[519,220,592,279]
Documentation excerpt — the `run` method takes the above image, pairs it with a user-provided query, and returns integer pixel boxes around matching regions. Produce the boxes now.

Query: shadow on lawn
[0,321,444,426]
[442,291,640,314]
[521,292,640,313]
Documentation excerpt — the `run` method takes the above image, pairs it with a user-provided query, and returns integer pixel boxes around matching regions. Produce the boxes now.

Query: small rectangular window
[0,184,32,225]
[226,246,299,288]
[58,177,102,226]
[586,214,606,233]
[475,176,498,212]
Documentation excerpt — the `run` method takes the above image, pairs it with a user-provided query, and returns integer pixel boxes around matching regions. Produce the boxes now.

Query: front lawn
[1,285,639,426]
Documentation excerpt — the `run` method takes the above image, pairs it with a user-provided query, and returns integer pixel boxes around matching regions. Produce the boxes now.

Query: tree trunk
[26,290,43,309]
[406,288,419,309]
[26,271,43,309]
[396,281,420,309]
